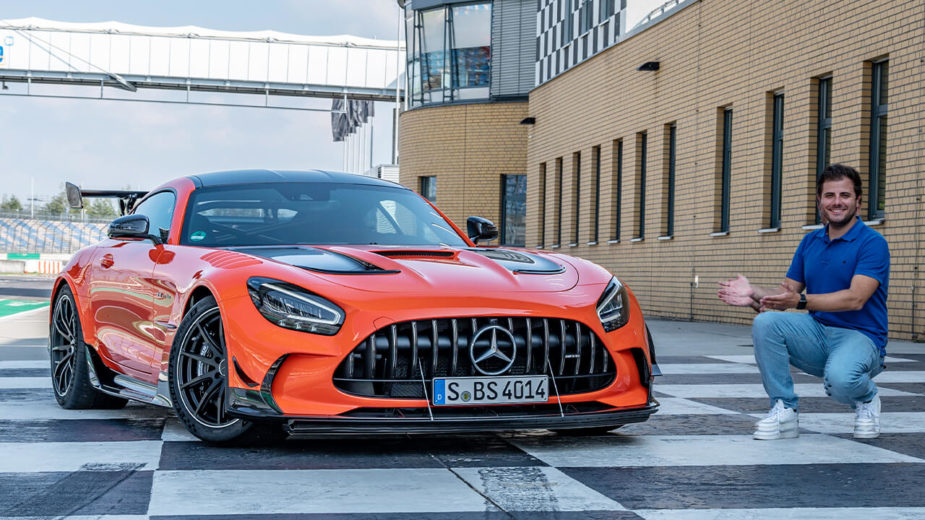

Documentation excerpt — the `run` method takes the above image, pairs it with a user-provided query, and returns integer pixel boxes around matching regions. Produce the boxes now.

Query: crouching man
[718,164,889,439]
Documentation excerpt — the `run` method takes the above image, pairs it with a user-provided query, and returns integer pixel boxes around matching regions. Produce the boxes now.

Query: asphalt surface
[0,275,54,301]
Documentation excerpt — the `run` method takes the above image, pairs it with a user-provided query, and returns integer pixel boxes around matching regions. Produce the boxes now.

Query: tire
[168,295,257,443]
[50,286,128,409]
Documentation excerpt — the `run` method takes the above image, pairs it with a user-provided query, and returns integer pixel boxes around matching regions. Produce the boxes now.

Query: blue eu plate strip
[433,379,446,405]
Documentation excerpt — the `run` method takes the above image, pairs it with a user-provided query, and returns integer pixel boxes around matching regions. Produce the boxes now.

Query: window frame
[868,60,888,220]
[815,76,832,223]
[555,157,564,246]
[600,0,615,20]
[719,108,733,233]
[611,139,623,242]
[665,123,676,237]
[770,92,784,229]
[579,0,594,35]
[538,162,547,247]
[571,151,581,244]
[500,174,527,247]
[420,175,437,202]
[635,132,647,240]
[591,145,601,243]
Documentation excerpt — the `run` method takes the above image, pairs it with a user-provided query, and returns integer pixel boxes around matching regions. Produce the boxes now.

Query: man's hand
[718,274,755,307]
[759,282,801,311]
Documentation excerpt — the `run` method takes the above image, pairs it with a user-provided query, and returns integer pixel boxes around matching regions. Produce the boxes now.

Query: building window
[500,175,527,246]
[580,0,594,34]
[563,0,573,44]
[420,176,437,202]
[538,163,547,246]
[635,132,647,239]
[572,152,581,244]
[664,123,676,237]
[719,108,733,233]
[869,59,888,220]
[815,76,832,223]
[404,3,492,108]
[770,93,784,229]
[612,139,623,241]
[418,8,447,104]
[592,145,601,243]
[555,157,563,246]
[600,0,615,20]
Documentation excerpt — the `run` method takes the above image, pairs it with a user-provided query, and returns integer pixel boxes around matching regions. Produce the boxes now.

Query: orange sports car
[50,170,659,442]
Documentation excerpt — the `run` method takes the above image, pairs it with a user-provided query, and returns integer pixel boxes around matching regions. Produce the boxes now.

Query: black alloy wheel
[50,285,126,409]
[169,296,265,443]
[50,291,78,398]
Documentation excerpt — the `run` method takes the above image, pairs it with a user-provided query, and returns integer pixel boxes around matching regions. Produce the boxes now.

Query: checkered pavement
[2,343,924,519]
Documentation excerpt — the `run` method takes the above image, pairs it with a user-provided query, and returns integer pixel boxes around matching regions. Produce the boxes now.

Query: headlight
[597,277,630,332]
[247,277,344,335]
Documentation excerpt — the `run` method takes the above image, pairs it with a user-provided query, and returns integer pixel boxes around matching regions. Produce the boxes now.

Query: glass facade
[405,2,492,108]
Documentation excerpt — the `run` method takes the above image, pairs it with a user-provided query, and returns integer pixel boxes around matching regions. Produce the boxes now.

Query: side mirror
[108,215,163,245]
[467,216,498,245]
[65,182,84,209]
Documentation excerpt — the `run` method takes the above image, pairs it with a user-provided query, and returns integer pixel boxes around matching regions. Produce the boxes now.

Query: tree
[0,194,23,212]
[86,198,117,218]
[43,192,68,215]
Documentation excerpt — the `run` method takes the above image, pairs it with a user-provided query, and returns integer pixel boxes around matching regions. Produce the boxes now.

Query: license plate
[432,376,548,406]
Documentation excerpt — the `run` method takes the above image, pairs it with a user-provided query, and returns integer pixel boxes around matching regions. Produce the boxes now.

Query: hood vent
[374,250,456,259]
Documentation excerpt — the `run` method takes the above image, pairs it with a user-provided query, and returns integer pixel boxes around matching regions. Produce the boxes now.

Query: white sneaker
[854,394,881,439]
[754,399,799,440]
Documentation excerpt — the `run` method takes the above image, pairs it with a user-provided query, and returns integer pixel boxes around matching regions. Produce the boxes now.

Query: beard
[823,206,857,228]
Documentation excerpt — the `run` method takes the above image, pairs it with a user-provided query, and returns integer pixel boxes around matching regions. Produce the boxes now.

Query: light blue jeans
[752,312,884,411]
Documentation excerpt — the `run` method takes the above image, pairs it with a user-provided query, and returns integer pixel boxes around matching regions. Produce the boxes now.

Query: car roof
[187,169,405,189]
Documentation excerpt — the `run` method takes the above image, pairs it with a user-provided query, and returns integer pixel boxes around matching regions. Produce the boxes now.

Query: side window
[132,191,176,239]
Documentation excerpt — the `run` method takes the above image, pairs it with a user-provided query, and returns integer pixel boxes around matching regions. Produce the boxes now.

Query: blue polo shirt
[786,217,890,355]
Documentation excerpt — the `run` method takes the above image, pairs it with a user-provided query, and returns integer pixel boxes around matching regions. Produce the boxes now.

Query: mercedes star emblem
[469,325,518,375]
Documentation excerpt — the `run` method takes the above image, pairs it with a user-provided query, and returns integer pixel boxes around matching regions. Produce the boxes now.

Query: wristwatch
[797,293,807,310]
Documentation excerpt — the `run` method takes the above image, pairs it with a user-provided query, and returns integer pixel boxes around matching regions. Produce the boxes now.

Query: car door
[86,191,176,383]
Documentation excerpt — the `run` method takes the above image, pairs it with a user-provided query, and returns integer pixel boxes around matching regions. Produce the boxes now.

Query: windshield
[180,182,467,247]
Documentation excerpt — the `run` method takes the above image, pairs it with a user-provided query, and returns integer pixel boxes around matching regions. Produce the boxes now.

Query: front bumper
[228,394,658,434]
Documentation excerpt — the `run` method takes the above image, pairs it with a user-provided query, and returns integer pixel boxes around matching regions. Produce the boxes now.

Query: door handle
[100,254,114,269]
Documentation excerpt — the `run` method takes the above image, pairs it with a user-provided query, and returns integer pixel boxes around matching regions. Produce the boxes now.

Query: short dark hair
[817,164,862,198]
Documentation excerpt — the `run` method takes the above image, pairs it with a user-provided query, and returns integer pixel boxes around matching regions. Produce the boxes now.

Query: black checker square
[560,463,925,509]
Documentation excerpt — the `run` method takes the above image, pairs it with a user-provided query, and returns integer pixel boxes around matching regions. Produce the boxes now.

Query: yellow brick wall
[398,0,925,342]
[527,0,924,341]
[398,102,529,233]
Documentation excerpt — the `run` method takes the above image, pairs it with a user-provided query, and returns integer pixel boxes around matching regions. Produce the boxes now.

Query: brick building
[398,0,924,341]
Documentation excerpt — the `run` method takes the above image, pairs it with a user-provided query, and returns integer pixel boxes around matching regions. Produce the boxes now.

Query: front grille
[333,317,615,399]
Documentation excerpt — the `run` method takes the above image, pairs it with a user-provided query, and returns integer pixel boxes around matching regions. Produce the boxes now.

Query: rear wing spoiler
[65,182,148,216]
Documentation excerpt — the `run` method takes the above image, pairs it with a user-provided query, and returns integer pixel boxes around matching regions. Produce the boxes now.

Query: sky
[0,0,403,207]
[0,0,664,207]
